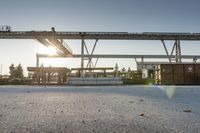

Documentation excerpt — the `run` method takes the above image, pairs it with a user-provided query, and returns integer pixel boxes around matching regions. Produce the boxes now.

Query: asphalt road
[0,85,199,133]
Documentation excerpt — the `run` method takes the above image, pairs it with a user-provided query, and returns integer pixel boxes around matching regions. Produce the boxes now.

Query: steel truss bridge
[1,30,200,77]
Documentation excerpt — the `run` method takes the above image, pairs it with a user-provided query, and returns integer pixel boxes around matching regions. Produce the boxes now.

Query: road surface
[0,85,199,133]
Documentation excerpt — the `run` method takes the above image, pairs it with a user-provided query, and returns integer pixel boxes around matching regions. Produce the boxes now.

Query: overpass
[1,31,200,40]
[1,29,200,77]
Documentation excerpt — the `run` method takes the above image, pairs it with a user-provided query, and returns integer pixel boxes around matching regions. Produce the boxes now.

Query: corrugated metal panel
[174,64,184,74]
[195,64,200,73]
[195,64,200,84]
[184,64,195,84]
[160,64,174,85]
[174,64,184,85]
[161,64,173,73]
[155,64,200,85]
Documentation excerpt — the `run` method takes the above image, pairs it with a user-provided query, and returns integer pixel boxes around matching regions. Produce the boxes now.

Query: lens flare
[36,45,57,55]
[155,85,176,99]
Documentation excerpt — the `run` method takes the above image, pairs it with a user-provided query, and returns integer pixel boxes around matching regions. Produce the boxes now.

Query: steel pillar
[175,40,182,63]
[0,64,2,77]
[193,58,196,63]
[94,57,99,68]
[134,58,138,70]
[80,39,99,77]
[193,56,200,63]
[141,57,144,69]
[86,39,98,68]
[161,40,182,64]
[161,40,171,63]
[81,39,84,77]
[36,53,39,67]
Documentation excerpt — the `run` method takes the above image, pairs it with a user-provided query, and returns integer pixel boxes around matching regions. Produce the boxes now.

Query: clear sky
[0,0,200,75]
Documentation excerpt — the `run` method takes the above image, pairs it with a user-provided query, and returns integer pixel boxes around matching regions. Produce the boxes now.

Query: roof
[27,67,70,72]
[71,67,113,71]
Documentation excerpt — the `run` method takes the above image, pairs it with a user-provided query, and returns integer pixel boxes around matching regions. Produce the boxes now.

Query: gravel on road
[0,85,199,133]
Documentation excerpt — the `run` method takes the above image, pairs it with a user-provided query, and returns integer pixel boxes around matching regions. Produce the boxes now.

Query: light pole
[0,64,2,78]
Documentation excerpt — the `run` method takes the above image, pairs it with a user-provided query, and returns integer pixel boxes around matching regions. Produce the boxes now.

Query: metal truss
[161,40,182,63]
[37,54,199,59]
[81,39,99,77]
[1,30,200,77]
[36,36,72,56]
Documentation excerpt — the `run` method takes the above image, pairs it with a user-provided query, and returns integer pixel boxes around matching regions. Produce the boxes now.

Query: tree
[121,67,126,73]
[114,63,119,76]
[114,63,119,72]
[127,67,132,78]
[9,64,15,79]
[9,64,24,79]
[128,67,131,73]
[16,64,23,78]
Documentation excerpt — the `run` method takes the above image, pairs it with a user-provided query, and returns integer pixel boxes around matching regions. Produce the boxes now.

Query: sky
[0,0,200,75]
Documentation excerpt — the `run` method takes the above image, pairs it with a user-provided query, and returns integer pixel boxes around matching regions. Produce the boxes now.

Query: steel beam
[137,62,199,65]
[85,39,98,68]
[37,54,199,59]
[36,54,199,71]
[48,38,72,55]
[170,42,176,56]
[1,31,200,40]
[193,56,200,63]
[36,38,51,47]
[178,40,182,63]
[161,40,171,63]
[36,53,39,67]
[94,58,99,68]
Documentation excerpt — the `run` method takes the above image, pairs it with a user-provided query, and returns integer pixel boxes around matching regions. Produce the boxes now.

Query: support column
[36,53,39,67]
[193,56,200,63]
[0,64,2,78]
[175,40,182,63]
[86,39,98,68]
[81,39,84,77]
[36,53,40,84]
[134,58,138,70]
[161,40,171,63]
[103,70,106,77]
[178,40,182,63]
[193,58,196,63]
[141,57,144,69]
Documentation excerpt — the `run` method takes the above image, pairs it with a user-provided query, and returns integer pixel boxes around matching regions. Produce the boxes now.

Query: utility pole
[0,64,2,78]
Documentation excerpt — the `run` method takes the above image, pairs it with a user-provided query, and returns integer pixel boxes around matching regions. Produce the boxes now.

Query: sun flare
[37,45,57,55]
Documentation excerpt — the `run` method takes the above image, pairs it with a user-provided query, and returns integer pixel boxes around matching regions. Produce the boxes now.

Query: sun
[37,45,57,55]
[36,45,60,66]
